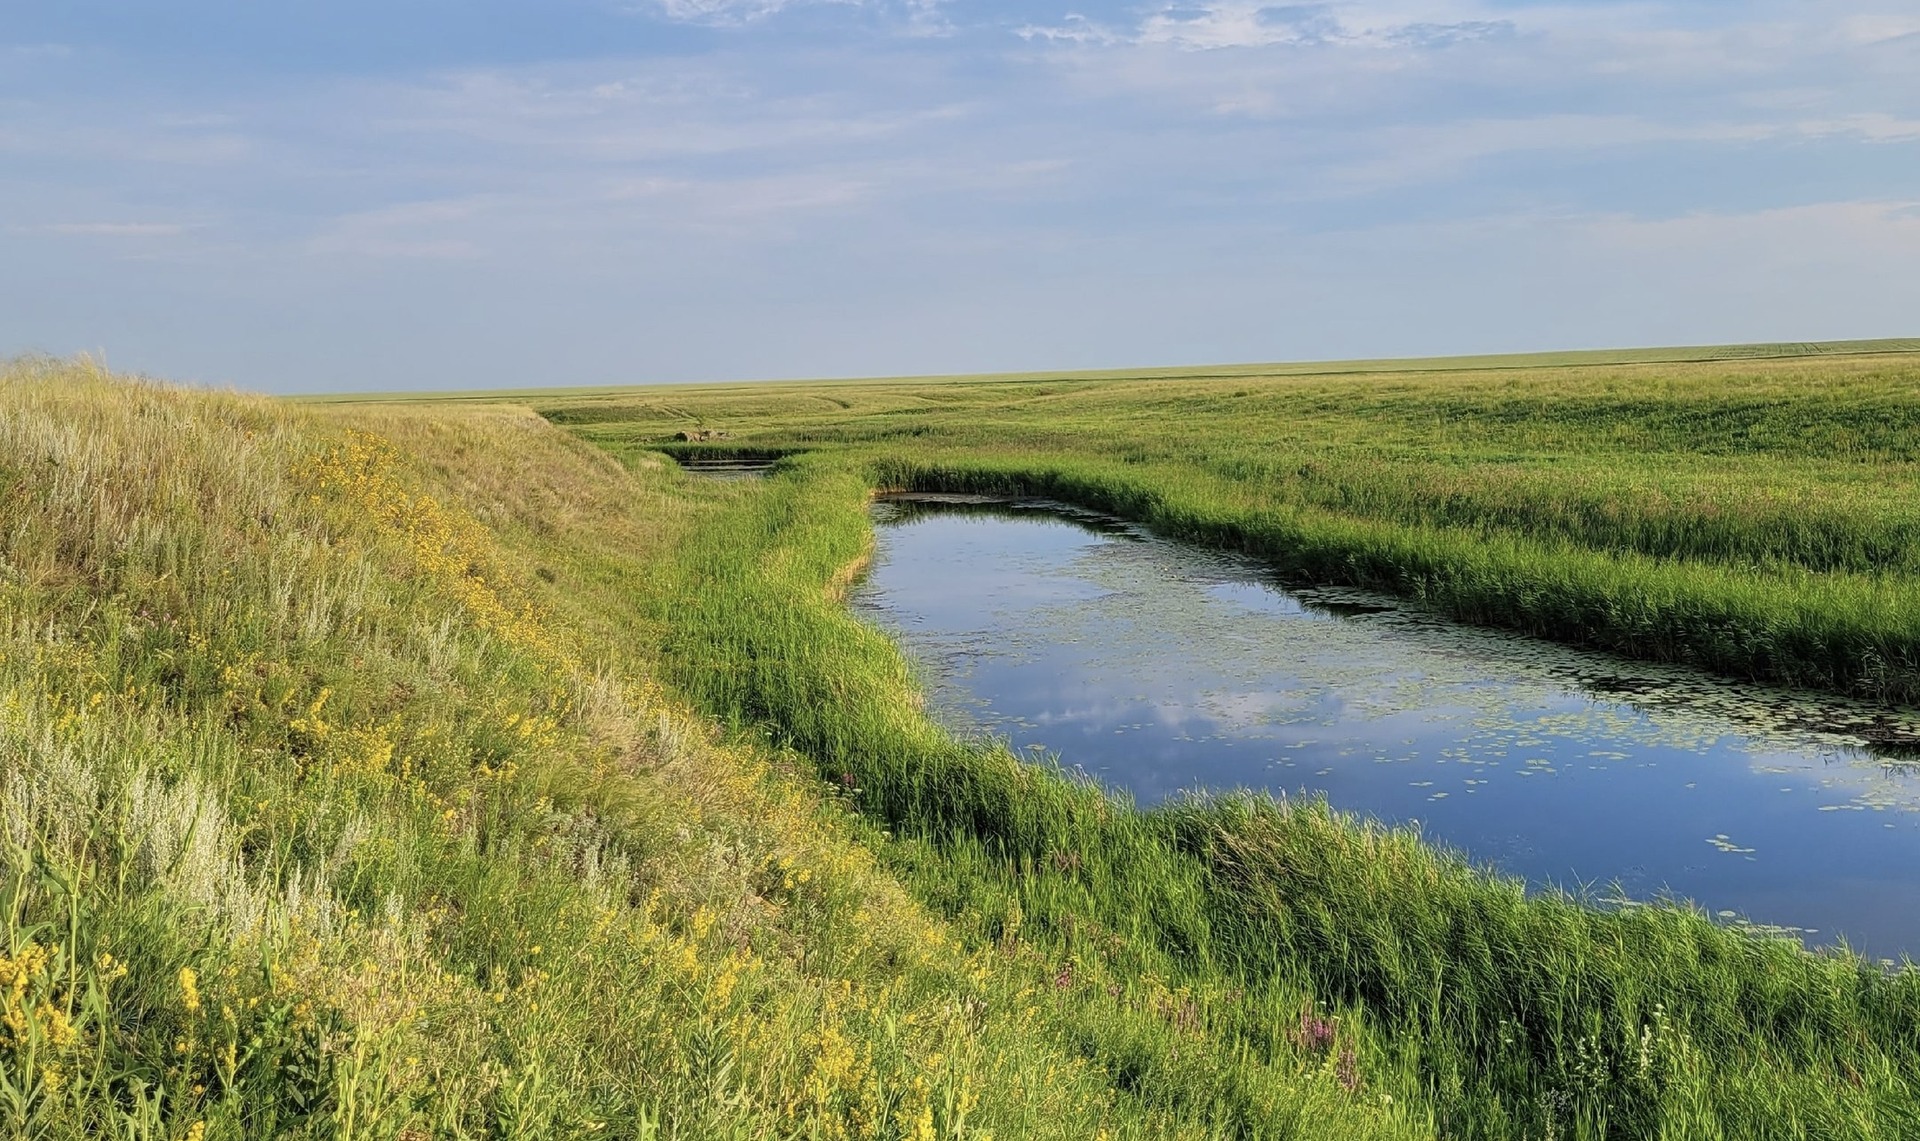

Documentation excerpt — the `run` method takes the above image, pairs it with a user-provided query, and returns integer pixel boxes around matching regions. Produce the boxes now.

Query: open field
[537,345,1920,704]
[9,347,1920,1140]
[293,337,1920,406]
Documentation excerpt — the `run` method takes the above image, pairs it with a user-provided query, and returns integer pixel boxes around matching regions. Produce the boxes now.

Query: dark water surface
[671,455,778,478]
[849,494,1920,961]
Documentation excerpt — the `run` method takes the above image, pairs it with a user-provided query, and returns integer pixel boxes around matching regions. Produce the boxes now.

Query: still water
[849,494,1920,961]
[671,455,778,479]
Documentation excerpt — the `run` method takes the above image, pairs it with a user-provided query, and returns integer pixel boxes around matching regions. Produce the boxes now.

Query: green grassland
[7,344,1920,1140]
[298,337,1920,405]
[544,344,1920,703]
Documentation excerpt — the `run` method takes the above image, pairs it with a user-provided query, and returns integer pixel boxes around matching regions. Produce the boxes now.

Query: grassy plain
[7,344,1920,1140]
[546,343,1920,703]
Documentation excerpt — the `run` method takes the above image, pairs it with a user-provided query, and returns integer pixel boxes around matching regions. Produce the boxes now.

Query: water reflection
[850,494,1920,960]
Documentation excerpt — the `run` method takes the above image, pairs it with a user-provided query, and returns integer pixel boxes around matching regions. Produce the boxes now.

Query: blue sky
[3,1,1917,392]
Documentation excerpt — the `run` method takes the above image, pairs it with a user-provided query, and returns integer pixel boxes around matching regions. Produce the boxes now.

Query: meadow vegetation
[7,344,1920,1140]
[550,345,1920,704]
[0,359,1416,1140]
[525,342,1920,1138]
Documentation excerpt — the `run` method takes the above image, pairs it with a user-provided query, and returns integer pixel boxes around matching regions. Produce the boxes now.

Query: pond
[849,493,1920,961]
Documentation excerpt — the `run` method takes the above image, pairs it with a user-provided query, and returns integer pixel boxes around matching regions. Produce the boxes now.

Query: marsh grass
[521,351,1920,1137]
[628,451,1920,1140]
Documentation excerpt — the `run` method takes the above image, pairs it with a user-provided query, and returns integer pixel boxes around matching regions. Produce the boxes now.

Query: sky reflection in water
[850,495,1920,961]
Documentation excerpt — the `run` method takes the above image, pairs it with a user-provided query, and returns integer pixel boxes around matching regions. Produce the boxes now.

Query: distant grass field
[535,344,1920,703]
[295,336,1920,405]
[13,342,1920,1141]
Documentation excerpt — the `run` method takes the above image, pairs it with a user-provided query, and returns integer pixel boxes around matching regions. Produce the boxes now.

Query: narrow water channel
[849,494,1920,961]
[670,454,778,479]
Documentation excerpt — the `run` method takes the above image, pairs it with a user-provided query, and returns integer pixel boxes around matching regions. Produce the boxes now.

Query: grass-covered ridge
[2,359,1423,1139]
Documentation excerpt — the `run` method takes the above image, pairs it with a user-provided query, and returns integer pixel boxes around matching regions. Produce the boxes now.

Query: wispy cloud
[641,0,830,27]
[305,199,492,260]
[1020,2,1517,53]
[3,0,1917,390]
[28,222,189,237]
[365,64,976,163]
[1015,16,1122,47]
[626,0,956,36]
[4,43,74,59]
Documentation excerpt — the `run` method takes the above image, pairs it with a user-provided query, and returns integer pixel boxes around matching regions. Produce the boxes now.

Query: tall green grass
[513,352,1920,1135]
[630,451,1920,1140]
[0,360,1419,1140]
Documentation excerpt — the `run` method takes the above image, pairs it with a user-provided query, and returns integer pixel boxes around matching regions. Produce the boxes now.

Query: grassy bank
[622,447,1920,1140]
[0,360,1419,1140]
[518,345,1920,1135]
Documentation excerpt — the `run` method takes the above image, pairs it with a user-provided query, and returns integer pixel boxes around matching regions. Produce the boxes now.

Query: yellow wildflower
[34,1002,77,1048]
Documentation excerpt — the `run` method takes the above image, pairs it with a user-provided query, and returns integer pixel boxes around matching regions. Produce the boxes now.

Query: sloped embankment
[0,361,1417,1140]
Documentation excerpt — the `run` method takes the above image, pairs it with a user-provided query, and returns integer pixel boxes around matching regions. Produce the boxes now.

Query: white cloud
[631,0,870,27]
[0,114,253,167]
[363,65,975,165]
[1836,15,1920,46]
[598,169,877,228]
[1794,113,1920,143]
[1299,111,1920,197]
[1139,3,1347,50]
[1020,2,1517,53]
[647,0,811,26]
[627,0,954,35]
[6,43,72,60]
[1016,15,1123,47]
[305,199,492,260]
[1573,198,1920,261]
[29,222,188,237]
